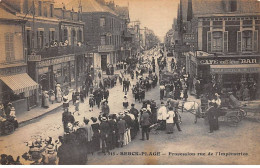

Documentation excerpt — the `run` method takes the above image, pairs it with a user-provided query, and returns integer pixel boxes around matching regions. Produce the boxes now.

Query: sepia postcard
[0,0,259,165]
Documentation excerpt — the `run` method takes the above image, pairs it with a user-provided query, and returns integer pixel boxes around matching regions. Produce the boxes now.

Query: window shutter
[223,31,228,53]
[207,31,212,52]
[5,33,14,62]
[253,30,258,52]
[237,31,242,53]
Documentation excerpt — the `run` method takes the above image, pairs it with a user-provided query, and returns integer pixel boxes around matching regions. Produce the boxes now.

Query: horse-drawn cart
[201,93,247,127]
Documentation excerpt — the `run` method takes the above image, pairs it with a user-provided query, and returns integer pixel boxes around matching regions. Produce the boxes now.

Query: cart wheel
[228,116,239,127]
[240,109,247,118]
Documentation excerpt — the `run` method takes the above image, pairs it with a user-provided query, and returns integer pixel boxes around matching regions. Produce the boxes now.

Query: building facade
[175,0,260,98]
[66,0,128,73]
[0,2,38,114]
[1,0,86,107]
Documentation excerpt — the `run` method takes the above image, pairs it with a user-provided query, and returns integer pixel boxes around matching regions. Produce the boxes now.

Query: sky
[114,0,179,41]
[59,0,179,41]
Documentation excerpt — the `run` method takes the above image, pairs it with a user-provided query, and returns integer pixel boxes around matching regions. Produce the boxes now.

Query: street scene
[0,0,260,165]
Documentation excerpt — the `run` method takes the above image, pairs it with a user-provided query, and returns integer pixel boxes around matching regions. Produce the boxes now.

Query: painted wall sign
[37,56,75,67]
[199,58,258,65]
[0,66,27,76]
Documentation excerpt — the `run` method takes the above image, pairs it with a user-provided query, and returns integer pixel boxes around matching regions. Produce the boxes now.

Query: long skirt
[166,123,174,133]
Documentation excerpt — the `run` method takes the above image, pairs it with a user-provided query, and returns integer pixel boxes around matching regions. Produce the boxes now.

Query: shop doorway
[101,55,107,71]
[39,73,50,91]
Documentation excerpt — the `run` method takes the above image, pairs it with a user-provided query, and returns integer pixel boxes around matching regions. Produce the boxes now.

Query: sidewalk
[17,91,73,125]
[16,69,126,125]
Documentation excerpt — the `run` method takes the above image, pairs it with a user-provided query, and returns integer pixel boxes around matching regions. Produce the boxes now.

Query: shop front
[0,64,38,115]
[98,45,115,71]
[36,55,76,99]
[197,56,260,99]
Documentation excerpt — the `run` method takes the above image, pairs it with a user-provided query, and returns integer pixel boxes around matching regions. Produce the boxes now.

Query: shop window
[5,33,15,62]
[242,30,253,52]
[63,63,69,84]
[101,35,106,45]
[100,17,105,27]
[212,31,223,52]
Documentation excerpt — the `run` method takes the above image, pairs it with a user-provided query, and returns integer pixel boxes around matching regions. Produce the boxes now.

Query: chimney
[187,0,192,21]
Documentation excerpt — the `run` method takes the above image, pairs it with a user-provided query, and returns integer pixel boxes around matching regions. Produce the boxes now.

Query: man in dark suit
[117,114,126,147]
[140,108,151,141]
[100,117,111,153]
[207,102,218,133]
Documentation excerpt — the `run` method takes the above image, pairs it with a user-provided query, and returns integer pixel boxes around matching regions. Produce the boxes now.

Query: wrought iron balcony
[28,45,87,59]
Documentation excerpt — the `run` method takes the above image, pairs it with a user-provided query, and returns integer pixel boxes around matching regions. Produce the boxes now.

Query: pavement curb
[18,101,71,126]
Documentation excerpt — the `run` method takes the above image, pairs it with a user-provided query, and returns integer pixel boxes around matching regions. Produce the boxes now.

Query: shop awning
[210,64,260,74]
[0,73,38,94]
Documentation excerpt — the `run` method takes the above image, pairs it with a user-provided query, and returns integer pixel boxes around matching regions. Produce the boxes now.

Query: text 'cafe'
[197,56,260,93]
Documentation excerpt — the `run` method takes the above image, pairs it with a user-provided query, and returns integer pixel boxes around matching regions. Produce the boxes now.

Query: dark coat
[140,112,151,126]
[117,119,126,134]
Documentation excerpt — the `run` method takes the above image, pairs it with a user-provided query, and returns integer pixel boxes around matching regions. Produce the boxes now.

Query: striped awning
[0,73,38,94]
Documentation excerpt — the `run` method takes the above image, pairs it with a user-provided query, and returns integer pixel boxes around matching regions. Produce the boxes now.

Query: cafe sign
[199,58,258,65]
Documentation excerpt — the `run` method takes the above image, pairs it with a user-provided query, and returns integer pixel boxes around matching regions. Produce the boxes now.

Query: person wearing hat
[88,94,95,112]
[82,118,93,155]
[140,108,151,141]
[56,84,62,103]
[101,100,110,117]
[7,107,18,129]
[90,117,100,153]
[160,83,165,100]
[123,95,129,109]
[42,91,49,108]
[123,110,133,145]
[207,102,218,133]
[117,114,126,147]
[62,96,69,111]
[100,116,110,153]
[107,114,117,150]
[130,103,139,120]
[157,102,168,130]
[166,107,175,134]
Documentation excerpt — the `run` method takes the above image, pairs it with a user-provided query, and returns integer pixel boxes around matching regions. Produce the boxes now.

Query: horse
[166,98,202,123]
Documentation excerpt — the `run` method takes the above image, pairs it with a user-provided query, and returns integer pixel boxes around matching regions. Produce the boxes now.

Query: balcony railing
[29,45,87,59]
